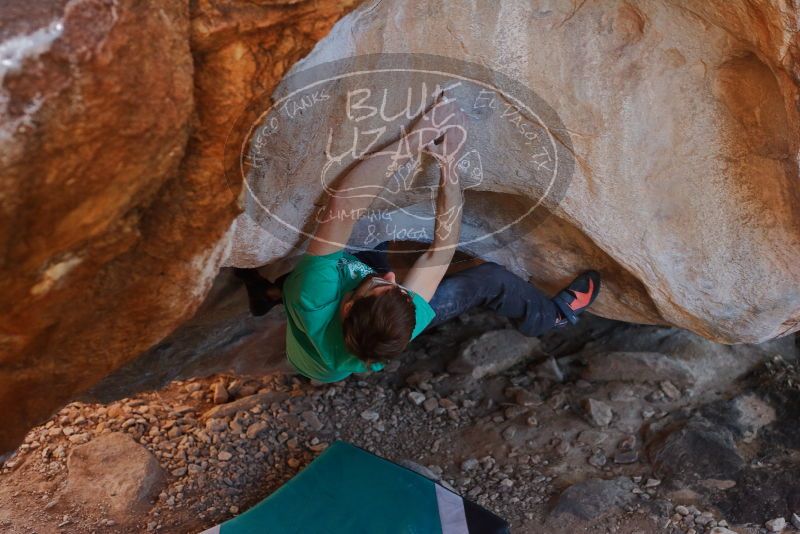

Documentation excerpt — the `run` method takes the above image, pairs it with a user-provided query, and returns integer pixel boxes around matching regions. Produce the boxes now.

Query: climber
[235,91,601,383]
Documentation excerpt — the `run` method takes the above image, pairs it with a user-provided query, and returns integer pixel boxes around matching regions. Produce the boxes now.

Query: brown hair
[343,286,416,363]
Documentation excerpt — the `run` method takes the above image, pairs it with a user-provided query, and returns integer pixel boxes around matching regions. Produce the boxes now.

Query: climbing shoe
[233,268,281,317]
[552,270,601,326]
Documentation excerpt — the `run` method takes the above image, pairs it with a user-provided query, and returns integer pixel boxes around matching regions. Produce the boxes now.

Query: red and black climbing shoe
[233,268,281,317]
[552,270,601,326]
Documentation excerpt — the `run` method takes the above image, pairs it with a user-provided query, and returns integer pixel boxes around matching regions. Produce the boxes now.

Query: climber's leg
[426,263,601,336]
[233,268,282,317]
[425,262,558,336]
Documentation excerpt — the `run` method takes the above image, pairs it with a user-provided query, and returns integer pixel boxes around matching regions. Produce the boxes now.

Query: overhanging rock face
[228,0,800,344]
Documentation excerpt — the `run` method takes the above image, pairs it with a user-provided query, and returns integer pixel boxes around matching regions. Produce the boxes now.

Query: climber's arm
[402,161,463,301]
[307,143,419,256]
[403,105,466,301]
[307,94,446,256]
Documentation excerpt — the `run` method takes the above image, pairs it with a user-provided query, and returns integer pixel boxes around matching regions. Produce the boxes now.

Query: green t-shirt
[282,250,436,382]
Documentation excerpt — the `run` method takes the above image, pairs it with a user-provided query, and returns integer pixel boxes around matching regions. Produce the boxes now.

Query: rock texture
[228,0,800,344]
[551,477,636,522]
[66,432,165,522]
[1,311,798,533]
[0,0,361,454]
[447,330,544,379]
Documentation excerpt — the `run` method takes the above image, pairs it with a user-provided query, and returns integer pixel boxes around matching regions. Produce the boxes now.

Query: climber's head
[340,272,416,365]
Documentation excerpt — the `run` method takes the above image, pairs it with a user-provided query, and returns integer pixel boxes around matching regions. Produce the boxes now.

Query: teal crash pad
[199,441,509,534]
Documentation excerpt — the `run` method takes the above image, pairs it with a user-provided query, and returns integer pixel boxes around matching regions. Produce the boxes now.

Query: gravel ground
[1,311,799,534]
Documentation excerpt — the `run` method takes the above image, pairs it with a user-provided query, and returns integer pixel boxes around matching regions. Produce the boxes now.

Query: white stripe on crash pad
[435,484,469,534]
[197,526,220,534]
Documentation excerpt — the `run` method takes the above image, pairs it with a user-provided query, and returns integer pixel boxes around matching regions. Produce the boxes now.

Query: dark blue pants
[352,243,559,337]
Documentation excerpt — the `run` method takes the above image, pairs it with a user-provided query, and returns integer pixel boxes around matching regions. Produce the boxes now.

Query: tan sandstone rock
[65,432,165,522]
[227,0,800,346]
[0,0,361,454]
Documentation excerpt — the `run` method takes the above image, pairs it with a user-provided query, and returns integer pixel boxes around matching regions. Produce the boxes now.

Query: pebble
[309,442,328,452]
[218,451,233,461]
[423,398,439,412]
[408,392,426,406]
[501,426,517,441]
[439,398,457,410]
[547,391,568,411]
[531,356,564,383]
[554,440,570,455]
[228,420,243,435]
[301,411,323,431]
[188,463,204,474]
[504,406,528,419]
[67,433,90,444]
[212,383,229,405]
[227,380,242,396]
[461,458,479,472]
[613,450,638,464]
[617,435,636,451]
[245,421,268,439]
[360,410,380,422]
[583,399,613,427]
[766,517,786,532]
[577,430,607,447]
[588,449,607,468]
[660,380,682,400]
[515,390,541,407]
[696,512,714,526]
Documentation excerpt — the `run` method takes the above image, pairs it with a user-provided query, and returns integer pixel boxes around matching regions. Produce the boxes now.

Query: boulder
[0,0,361,454]
[550,477,636,521]
[580,326,796,390]
[228,0,800,347]
[65,433,165,521]
[646,417,744,483]
[447,329,544,379]
[582,351,696,387]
